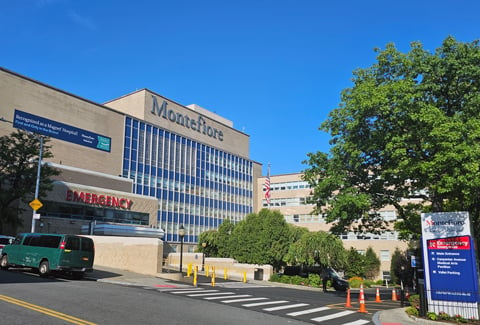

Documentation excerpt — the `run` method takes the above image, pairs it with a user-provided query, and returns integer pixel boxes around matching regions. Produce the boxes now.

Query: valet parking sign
[422,212,479,318]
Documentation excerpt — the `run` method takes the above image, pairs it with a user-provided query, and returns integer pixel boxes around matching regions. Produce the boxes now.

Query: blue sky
[2,0,480,176]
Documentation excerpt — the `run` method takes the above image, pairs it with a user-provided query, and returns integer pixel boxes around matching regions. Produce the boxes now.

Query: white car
[0,235,14,256]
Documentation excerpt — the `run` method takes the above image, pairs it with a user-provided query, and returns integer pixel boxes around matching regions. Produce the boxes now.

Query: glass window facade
[122,117,254,243]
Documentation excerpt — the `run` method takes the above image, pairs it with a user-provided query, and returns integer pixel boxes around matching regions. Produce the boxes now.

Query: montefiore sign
[421,212,479,318]
[66,190,133,209]
[150,95,224,142]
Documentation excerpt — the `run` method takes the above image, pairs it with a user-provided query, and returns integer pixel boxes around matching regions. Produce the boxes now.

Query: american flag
[264,174,271,204]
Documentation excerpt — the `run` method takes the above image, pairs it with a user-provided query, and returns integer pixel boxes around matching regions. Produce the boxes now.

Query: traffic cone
[358,284,368,313]
[392,288,398,301]
[375,287,382,303]
[345,288,352,308]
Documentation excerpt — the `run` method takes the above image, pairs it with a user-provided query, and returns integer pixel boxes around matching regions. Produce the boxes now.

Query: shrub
[408,294,420,309]
[405,306,419,317]
[427,312,437,320]
[348,277,364,288]
[308,273,321,288]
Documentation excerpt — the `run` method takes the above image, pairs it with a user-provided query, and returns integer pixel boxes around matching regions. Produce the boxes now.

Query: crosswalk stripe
[287,306,330,316]
[341,320,370,325]
[242,300,289,307]
[204,294,251,300]
[263,303,309,311]
[222,297,268,304]
[159,287,202,292]
[311,310,355,322]
[188,292,235,297]
[171,290,219,294]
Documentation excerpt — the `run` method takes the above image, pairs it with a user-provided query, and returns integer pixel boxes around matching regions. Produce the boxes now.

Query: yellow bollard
[243,271,247,283]
[224,268,228,280]
[211,272,215,286]
[187,263,192,277]
[206,265,209,277]
[193,266,198,286]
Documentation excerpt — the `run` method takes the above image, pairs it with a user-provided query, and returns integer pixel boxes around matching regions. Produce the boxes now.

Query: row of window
[263,180,311,192]
[123,117,254,243]
[263,197,309,207]
[41,201,150,225]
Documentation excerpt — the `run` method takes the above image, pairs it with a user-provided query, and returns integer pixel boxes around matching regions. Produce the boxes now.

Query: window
[380,250,390,261]
[65,237,80,250]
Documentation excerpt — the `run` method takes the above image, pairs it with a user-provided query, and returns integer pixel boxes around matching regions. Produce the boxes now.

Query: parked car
[0,233,94,279]
[0,235,14,256]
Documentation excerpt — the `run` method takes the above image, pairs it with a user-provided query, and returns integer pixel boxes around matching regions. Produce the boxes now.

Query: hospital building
[0,67,262,250]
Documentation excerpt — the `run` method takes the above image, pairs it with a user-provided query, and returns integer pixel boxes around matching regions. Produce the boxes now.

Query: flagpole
[265,163,271,208]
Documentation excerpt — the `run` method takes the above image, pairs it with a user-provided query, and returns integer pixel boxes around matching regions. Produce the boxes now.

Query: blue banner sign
[13,109,111,152]
[426,235,478,302]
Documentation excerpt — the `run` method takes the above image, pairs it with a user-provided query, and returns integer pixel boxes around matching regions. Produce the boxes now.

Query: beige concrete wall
[87,236,164,275]
[0,69,125,177]
[106,89,251,158]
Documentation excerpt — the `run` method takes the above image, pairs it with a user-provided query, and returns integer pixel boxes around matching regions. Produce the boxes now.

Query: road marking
[222,297,269,303]
[204,294,251,300]
[242,300,289,307]
[263,303,309,311]
[311,310,355,322]
[171,289,219,294]
[341,320,370,325]
[0,294,97,325]
[287,306,330,316]
[160,287,203,291]
[188,292,235,297]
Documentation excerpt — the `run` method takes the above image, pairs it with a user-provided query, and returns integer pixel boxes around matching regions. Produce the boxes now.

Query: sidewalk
[87,266,447,325]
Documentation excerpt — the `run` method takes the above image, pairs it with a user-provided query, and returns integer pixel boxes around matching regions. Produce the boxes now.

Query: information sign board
[426,235,477,302]
[13,109,111,152]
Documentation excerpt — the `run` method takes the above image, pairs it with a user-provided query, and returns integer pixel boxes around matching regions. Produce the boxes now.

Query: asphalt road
[0,268,403,325]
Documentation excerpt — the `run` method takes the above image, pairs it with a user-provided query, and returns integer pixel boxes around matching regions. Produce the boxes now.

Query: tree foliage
[303,36,480,240]
[364,246,381,280]
[0,131,59,233]
[228,209,292,270]
[344,247,365,278]
[285,231,346,270]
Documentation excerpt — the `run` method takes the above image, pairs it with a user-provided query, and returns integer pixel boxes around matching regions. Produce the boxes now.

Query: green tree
[303,36,480,240]
[364,247,381,280]
[216,219,235,257]
[228,209,291,271]
[344,247,366,278]
[285,231,346,270]
[0,131,59,233]
[197,230,219,257]
[390,248,412,286]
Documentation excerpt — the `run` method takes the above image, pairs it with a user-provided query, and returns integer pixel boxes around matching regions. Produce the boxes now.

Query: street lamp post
[178,225,185,273]
[31,136,44,233]
[201,242,207,271]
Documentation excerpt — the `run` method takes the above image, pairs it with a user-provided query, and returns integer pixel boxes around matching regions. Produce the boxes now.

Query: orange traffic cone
[345,288,352,308]
[392,288,398,301]
[358,284,368,313]
[375,287,382,302]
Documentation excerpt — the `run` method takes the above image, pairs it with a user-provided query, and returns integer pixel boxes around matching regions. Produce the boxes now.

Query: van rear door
[60,236,94,270]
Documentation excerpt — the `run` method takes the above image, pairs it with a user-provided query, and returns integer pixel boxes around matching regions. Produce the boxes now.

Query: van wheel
[38,260,50,277]
[0,255,8,270]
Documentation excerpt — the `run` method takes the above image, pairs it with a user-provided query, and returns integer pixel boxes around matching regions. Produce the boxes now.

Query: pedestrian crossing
[158,287,371,324]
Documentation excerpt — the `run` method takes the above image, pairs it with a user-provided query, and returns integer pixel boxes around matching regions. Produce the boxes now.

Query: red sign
[427,236,471,250]
[66,190,133,209]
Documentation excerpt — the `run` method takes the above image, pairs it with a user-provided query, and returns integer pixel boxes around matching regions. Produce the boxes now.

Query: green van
[0,233,94,279]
